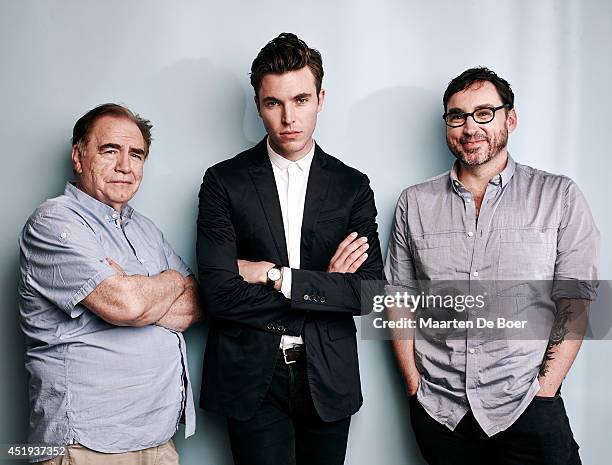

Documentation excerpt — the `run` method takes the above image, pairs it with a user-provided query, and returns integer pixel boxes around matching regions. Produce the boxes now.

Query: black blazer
[197,138,383,422]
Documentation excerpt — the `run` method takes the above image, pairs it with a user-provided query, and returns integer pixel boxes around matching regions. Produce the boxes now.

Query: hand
[406,376,420,397]
[536,377,560,398]
[238,259,275,286]
[106,258,126,276]
[327,232,369,273]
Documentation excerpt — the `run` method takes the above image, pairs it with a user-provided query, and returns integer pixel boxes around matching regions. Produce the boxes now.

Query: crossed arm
[197,168,382,333]
[237,232,370,288]
[82,258,200,332]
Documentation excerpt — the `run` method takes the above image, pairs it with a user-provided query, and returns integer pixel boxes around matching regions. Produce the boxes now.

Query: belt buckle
[282,347,297,365]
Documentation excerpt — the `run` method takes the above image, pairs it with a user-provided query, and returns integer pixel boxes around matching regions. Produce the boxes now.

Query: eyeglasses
[443,104,510,128]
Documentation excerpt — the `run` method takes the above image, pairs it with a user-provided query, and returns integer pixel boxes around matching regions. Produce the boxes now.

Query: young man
[197,33,383,465]
[386,67,599,465]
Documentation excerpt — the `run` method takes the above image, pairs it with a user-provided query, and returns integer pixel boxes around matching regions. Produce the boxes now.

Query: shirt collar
[267,137,315,173]
[64,182,134,224]
[449,153,517,193]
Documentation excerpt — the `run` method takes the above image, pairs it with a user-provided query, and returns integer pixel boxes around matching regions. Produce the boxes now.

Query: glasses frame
[443,103,511,128]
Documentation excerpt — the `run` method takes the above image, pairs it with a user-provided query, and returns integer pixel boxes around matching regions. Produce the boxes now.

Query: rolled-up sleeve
[552,179,600,300]
[384,189,418,294]
[20,208,117,317]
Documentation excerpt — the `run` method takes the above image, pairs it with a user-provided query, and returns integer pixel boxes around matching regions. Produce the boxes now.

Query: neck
[457,150,508,194]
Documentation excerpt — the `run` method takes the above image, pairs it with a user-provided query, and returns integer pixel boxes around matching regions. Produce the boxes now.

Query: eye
[265,101,280,107]
[130,152,144,160]
[475,109,493,120]
[448,113,464,122]
[102,149,119,155]
[296,97,308,104]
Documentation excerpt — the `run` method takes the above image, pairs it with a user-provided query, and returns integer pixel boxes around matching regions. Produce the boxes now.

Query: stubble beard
[447,126,509,167]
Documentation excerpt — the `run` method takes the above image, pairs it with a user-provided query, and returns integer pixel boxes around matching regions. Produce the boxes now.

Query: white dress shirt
[267,138,315,349]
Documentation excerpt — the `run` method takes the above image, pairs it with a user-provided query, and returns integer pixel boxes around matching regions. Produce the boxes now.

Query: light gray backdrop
[1,1,611,464]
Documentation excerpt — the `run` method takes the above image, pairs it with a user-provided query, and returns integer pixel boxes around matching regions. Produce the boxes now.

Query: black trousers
[410,394,581,465]
[227,353,351,465]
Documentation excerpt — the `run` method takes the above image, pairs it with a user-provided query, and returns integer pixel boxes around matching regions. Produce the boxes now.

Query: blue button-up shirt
[18,183,196,461]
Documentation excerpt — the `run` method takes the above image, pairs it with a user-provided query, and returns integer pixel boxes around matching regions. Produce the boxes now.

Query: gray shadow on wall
[346,87,449,465]
[347,86,451,247]
[0,253,29,452]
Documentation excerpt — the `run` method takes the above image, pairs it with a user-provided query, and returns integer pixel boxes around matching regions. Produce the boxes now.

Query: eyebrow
[98,143,145,155]
[447,103,498,113]
[261,92,313,103]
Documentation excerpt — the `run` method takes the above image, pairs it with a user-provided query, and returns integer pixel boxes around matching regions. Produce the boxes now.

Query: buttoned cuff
[280,267,292,299]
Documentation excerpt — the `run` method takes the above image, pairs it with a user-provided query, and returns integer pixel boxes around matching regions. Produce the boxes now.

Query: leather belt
[278,345,304,365]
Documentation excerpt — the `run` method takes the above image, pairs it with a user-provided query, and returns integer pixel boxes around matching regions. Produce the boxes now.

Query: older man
[386,67,599,464]
[18,103,200,464]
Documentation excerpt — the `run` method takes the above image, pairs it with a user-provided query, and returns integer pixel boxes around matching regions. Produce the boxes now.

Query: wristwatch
[266,265,283,287]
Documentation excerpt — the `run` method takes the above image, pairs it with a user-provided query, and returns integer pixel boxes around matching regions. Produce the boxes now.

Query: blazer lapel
[248,139,289,266]
[301,144,331,268]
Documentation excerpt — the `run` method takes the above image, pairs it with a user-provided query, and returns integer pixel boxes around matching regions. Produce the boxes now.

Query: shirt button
[467,231,474,237]
[60,232,67,239]
[112,212,119,219]
[466,198,472,203]
[180,386,184,392]
[104,215,110,220]
[469,348,475,354]
[473,271,479,277]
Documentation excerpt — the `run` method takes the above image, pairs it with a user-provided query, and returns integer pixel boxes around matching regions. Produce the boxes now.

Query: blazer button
[314,296,320,302]
[321,297,326,303]
[303,294,309,301]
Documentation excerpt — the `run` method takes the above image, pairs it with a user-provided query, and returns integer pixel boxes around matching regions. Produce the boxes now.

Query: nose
[462,115,479,135]
[115,150,132,173]
[281,104,296,125]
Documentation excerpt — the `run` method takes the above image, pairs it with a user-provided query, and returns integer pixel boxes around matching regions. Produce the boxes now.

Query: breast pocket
[497,229,556,296]
[411,236,454,280]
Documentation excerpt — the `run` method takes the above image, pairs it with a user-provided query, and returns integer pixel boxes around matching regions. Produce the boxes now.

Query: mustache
[459,134,489,144]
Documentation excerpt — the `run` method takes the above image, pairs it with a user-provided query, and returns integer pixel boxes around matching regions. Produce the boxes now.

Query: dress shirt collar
[267,137,315,173]
[449,153,517,194]
[64,182,134,224]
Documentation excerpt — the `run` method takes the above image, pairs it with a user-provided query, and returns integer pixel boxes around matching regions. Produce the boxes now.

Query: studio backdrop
[1,1,611,464]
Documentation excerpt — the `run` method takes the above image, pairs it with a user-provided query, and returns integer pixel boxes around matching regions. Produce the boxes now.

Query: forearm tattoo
[539,300,572,377]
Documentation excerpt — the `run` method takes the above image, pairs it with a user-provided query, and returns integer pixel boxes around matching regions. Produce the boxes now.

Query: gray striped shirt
[384,155,599,435]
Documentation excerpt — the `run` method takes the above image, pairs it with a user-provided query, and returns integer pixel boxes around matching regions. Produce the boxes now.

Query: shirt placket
[464,180,501,424]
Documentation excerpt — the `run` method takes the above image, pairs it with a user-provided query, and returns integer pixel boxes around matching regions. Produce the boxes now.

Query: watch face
[268,267,282,281]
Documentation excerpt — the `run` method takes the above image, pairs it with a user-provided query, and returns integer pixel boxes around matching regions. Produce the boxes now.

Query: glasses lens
[445,113,465,127]
[473,108,494,123]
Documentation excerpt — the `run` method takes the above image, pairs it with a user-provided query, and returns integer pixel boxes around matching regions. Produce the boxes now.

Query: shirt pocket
[497,229,556,296]
[411,235,454,280]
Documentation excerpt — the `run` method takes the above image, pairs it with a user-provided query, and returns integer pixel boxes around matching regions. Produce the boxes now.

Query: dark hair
[72,103,153,156]
[443,67,514,112]
[250,32,324,98]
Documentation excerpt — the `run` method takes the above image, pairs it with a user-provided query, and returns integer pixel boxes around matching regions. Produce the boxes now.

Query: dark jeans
[410,394,581,465]
[227,354,351,465]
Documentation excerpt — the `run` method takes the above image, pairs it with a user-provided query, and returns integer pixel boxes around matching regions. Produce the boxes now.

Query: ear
[71,145,83,174]
[506,108,517,133]
[254,95,261,116]
[317,88,325,113]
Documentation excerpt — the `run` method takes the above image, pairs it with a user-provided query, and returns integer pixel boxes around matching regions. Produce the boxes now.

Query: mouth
[279,130,302,139]
[108,181,132,185]
[461,139,486,148]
